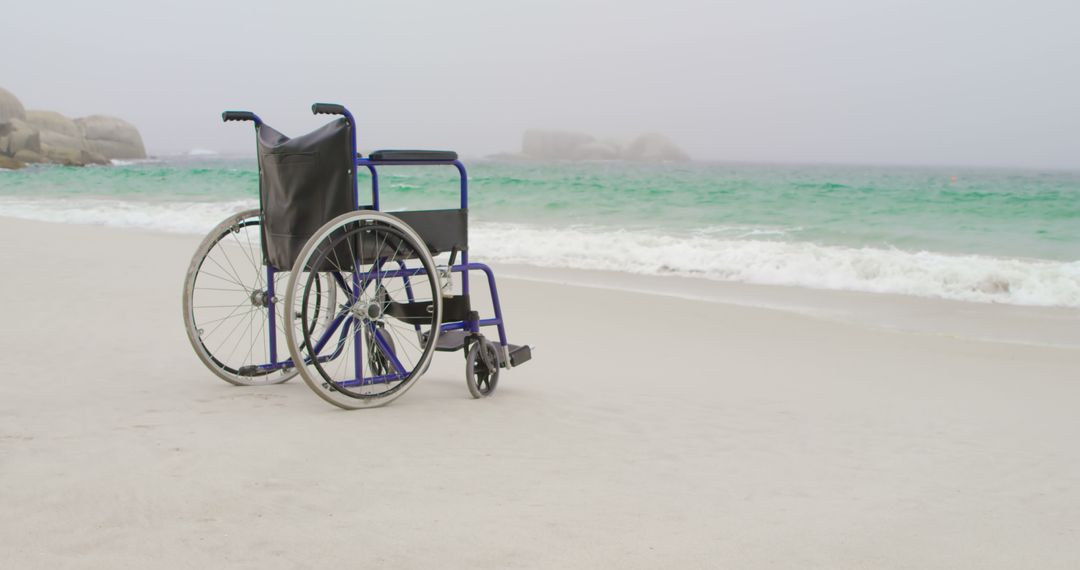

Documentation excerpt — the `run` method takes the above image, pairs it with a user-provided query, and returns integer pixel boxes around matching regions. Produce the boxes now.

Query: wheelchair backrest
[257,118,355,270]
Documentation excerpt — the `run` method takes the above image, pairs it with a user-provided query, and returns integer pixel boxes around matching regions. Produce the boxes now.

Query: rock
[522,130,597,160]
[76,115,147,160]
[27,110,81,137]
[14,149,43,163]
[1,118,41,157]
[38,131,93,165]
[0,154,25,169]
[0,86,27,124]
[39,142,109,166]
[621,132,690,162]
[27,110,109,166]
[574,140,621,160]
[485,152,529,161]
[0,87,146,166]
[518,128,689,162]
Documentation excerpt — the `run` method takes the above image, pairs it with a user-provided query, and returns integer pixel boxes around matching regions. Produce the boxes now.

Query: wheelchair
[182,103,531,409]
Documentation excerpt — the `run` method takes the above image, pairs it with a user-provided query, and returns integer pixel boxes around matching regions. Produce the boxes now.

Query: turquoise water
[1,157,1078,306]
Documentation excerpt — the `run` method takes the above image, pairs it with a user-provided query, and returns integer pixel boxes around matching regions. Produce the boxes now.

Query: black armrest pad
[369,149,458,162]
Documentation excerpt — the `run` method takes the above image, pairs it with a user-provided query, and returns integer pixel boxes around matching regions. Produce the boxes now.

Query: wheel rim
[183,210,336,386]
[285,212,442,409]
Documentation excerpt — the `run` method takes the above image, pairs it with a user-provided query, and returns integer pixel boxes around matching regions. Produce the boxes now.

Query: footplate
[427,329,467,352]
[506,344,532,367]
[422,329,533,367]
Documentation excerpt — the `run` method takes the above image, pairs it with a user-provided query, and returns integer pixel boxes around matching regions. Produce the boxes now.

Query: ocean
[1,156,1078,307]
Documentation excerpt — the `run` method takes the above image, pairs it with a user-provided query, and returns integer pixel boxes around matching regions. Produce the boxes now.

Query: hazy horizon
[6,0,1079,169]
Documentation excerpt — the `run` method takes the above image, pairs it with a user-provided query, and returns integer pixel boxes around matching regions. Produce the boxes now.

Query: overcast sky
[6,0,1079,168]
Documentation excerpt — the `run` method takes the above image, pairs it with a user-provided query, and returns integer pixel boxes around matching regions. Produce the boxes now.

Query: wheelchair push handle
[312,103,348,116]
[221,111,261,125]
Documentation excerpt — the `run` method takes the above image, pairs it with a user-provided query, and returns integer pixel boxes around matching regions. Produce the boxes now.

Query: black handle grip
[222,111,258,123]
[311,103,347,116]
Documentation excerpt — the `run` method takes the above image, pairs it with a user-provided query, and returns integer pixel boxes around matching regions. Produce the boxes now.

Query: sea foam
[470,223,1080,308]
[0,198,1076,308]
[0,197,257,234]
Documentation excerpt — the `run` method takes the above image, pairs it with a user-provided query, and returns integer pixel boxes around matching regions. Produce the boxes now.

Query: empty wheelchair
[182,103,531,409]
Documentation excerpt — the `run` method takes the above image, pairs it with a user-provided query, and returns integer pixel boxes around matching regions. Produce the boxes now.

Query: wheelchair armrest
[369,150,458,162]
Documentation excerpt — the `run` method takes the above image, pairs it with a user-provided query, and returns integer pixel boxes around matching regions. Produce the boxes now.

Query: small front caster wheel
[466,338,500,399]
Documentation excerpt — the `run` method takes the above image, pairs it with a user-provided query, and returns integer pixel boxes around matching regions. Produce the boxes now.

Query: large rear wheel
[284,211,442,409]
[183,209,336,386]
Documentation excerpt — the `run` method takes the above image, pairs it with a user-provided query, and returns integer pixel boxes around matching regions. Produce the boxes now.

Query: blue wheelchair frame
[230,105,514,386]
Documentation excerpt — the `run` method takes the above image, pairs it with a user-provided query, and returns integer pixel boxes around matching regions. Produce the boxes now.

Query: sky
[5,0,1079,168]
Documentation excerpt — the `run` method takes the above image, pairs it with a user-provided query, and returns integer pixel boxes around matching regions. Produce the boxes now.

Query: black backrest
[257,118,355,270]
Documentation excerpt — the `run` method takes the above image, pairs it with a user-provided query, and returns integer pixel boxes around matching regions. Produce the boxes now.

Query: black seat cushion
[369,149,458,162]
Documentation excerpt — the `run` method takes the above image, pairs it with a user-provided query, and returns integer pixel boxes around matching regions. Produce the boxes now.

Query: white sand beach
[2,217,1078,569]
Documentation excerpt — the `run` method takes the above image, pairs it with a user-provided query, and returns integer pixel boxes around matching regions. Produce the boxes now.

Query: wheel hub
[351,300,383,322]
[250,289,270,307]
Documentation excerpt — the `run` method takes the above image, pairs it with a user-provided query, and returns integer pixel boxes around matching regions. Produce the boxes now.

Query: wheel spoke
[185,213,297,385]
[285,216,441,407]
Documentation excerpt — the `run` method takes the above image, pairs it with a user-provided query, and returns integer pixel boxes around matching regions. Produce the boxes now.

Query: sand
[1,217,1078,569]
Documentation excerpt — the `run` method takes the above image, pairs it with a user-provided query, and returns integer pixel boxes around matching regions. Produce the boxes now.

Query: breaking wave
[0,199,1076,308]
[470,223,1080,308]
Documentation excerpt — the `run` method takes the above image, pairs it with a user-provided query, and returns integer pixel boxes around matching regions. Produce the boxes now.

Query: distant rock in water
[522,130,596,161]
[574,140,621,161]
[513,129,689,162]
[0,86,146,168]
[622,133,691,162]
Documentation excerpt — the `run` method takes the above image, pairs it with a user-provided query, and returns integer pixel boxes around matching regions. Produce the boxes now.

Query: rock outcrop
[522,130,596,161]
[1,118,41,163]
[621,133,690,162]
[0,86,26,123]
[0,86,146,168]
[76,115,146,160]
[515,129,689,162]
[27,110,109,166]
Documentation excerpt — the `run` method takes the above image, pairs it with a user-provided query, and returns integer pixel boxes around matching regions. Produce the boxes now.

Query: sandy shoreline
[1,217,1078,568]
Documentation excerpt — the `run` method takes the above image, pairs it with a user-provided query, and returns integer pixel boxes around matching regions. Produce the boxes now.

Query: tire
[284,211,442,409]
[182,209,336,386]
[466,337,500,399]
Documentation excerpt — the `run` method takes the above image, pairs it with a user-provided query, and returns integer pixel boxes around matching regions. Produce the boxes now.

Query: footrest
[430,329,467,352]
[507,344,532,367]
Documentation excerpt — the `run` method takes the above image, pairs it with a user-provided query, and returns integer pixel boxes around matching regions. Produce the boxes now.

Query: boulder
[0,118,41,157]
[0,87,147,166]
[27,109,81,137]
[38,141,109,166]
[621,132,690,162]
[76,115,146,160]
[0,154,25,169]
[0,86,27,124]
[27,110,109,165]
[14,149,44,163]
